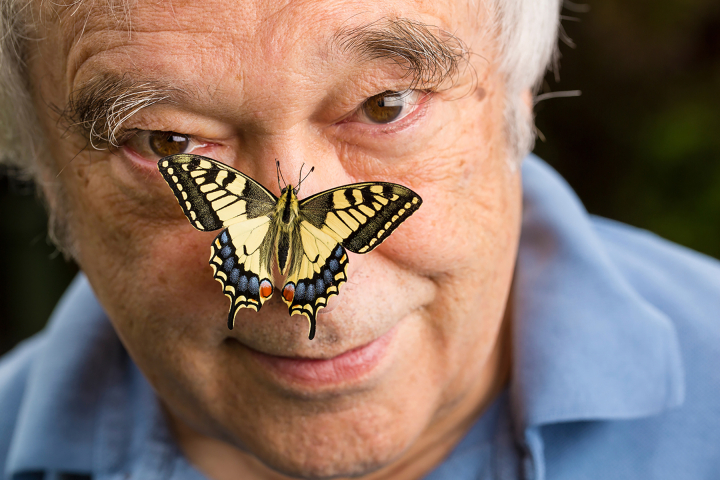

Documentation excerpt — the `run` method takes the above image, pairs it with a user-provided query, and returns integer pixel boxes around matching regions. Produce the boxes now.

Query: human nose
[242,124,353,199]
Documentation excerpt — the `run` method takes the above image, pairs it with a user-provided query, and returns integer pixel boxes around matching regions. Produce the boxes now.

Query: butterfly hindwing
[299,183,422,253]
[209,216,275,328]
[281,222,348,340]
[159,154,278,231]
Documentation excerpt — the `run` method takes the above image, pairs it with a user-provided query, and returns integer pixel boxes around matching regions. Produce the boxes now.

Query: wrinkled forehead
[38,0,484,93]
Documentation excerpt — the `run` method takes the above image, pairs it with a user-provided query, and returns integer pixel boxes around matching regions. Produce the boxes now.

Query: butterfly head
[278,184,300,224]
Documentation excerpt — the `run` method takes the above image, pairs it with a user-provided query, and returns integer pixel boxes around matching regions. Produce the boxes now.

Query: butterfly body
[272,185,300,274]
[159,154,422,339]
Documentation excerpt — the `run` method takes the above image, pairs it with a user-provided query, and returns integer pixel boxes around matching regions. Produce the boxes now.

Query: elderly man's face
[31,0,521,477]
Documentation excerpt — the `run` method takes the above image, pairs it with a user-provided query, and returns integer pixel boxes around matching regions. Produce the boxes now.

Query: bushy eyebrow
[332,17,471,91]
[60,73,185,148]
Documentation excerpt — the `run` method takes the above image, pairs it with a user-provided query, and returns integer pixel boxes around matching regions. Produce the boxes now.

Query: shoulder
[549,217,720,478]
[592,216,720,340]
[0,335,46,473]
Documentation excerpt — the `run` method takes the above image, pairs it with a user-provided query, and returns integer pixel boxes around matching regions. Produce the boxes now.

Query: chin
[255,438,405,480]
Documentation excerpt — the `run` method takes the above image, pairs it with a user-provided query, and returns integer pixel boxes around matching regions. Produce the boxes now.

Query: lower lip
[248,327,397,386]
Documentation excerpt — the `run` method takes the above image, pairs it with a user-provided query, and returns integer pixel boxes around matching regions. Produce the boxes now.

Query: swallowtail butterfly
[158,154,422,339]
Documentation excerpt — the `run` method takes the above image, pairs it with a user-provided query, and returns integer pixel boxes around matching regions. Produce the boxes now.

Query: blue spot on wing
[249,277,259,294]
[295,283,306,300]
[221,245,233,259]
[323,269,333,284]
[223,257,235,272]
[229,268,240,284]
[329,259,339,272]
[221,231,229,244]
[238,275,248,292]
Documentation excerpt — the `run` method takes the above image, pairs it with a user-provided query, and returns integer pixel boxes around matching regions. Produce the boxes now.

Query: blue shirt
[2,156,720,480]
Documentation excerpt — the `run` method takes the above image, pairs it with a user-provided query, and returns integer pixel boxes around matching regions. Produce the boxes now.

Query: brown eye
[149,131,190,157]
[359,90,420,125]
[362,93,402,123]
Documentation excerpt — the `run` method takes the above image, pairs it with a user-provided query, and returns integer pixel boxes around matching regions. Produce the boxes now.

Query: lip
[246,325,397,387]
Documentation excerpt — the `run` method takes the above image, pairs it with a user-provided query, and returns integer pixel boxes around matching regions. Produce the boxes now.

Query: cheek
[60,156,223,334]
[137,229,220,310]
[381,176,518,278]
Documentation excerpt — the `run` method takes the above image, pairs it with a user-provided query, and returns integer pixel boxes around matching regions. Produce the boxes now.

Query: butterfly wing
[299,182,422,253]
[209,216,275,329]
[158,154,279,328]
[281,222,348,340]
[281,182,421,339]
[158,154,278,231]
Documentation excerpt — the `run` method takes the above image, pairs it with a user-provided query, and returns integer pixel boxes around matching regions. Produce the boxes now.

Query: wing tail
[308,315,316,340]
[210,218,274,329]
[282,225,348,340]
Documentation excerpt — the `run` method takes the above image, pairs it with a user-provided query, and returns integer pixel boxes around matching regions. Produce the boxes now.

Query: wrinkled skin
[29,0,523,478]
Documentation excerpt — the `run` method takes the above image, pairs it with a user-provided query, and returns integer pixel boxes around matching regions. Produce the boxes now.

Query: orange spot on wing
[259,280,273,300]
[282,283,295,302]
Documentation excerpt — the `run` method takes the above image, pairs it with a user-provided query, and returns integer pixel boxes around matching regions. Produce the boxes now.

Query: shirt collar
[511,156,684,428]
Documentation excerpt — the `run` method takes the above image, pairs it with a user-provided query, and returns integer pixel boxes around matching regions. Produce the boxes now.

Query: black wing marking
[299,182,422,253]
[158,154,278,231]
[281,222,348,339]
[209,217,275,328]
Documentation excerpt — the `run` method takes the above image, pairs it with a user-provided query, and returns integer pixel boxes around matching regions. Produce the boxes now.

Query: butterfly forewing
[282,222,348,340]
[159,154,277,231]
[210,216,275,329]
[299,183,422,253]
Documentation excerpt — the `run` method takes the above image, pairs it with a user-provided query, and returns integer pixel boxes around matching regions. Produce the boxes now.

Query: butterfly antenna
[276,160,287,190]
[295,164,315,195]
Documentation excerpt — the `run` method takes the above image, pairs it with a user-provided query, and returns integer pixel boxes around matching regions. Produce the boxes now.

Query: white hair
[0,0,561,176]
[490,0,562,161]
[0,0,44,178]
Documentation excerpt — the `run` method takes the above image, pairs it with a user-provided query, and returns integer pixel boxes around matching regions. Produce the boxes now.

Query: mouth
[244,325,398,388]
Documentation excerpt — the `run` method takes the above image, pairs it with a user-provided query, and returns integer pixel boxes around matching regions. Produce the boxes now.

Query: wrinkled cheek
[377,206,482,277]
[74,199,221,333]
[142,228,221,311]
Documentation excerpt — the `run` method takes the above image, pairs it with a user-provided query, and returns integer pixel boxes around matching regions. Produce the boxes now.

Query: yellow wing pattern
[300,183,422,253]
[159,154,277,231]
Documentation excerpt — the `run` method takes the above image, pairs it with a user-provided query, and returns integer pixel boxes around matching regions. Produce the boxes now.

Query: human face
[30,0,522,478]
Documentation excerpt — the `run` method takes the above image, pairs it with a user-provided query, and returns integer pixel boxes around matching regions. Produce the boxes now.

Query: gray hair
[0,0,561,177]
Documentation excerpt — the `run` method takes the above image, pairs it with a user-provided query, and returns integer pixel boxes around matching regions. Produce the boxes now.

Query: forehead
[51,0,474,93]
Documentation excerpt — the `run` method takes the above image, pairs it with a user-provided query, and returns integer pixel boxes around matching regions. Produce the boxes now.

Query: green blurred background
[1,0,719,355]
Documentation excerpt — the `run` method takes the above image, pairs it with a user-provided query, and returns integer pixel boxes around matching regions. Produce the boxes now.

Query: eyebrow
[60,73,185,148]
[332,17,470,91]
